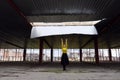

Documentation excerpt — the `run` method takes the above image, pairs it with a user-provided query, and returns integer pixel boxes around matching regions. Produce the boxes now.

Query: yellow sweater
[61,39,68,53]
[62,47,67,53]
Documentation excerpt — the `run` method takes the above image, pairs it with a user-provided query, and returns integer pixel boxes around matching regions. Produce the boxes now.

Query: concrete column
[39,38,44,64]
[80,48,82,62]
[108,47,112,61]
[23,38,27,61]
[23,49,26,61]
[51,47,53,62]
[94,36,99,64]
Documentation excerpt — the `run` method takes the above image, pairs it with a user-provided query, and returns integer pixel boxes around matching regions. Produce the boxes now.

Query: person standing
[61,38,69,71]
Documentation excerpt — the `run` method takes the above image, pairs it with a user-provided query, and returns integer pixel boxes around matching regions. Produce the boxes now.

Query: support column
[23,49,26,61]
[39,38,44,64]
[23,38,27,61]
[51,47,53,62]
[80,48,82,62]
[94,36,99,64]
[108,47,112,61]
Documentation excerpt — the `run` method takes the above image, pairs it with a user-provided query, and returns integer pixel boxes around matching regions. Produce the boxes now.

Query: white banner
[31,26,98,38]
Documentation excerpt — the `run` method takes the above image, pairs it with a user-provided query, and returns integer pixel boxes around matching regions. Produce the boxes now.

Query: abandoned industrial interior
[1,0,120,80]
[1,0,120,64]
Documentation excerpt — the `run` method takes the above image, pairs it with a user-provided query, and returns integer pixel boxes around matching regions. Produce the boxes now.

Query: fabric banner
[31,26,98,38]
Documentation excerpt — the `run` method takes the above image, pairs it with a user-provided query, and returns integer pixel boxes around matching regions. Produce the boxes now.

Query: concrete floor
[0,62,120,80]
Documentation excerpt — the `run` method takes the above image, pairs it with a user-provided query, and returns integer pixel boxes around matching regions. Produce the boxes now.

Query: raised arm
[61,38,63,47]
[65,38,68,47]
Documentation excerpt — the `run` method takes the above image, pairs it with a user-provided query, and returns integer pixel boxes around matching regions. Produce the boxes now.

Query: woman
[61,38,69,71]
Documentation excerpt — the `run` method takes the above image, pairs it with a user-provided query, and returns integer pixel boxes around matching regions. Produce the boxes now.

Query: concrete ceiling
[13,0,120,22]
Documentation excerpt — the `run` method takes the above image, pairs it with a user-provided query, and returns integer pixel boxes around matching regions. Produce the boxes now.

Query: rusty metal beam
[112,45,120,48]
[23,38,28,61]
[94,36,99,64]
[43,38,52,48]
[82,15,120,49]
[51,47,53,62]
[108,47,112,61]
[100,15,120,35]
[7,0,32,27]
[81,37,94,48]
[0,37,23,48]
[79,36,83,62]
[39,38,44,64]
[79,48,82,62]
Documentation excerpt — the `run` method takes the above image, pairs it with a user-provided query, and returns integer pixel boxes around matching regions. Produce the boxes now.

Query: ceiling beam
[80,37,94,48]
[100,15,120,35]
[98,15,120,48]
[0,37,23,48]
[43,38,52,48]
[7,0,32,28]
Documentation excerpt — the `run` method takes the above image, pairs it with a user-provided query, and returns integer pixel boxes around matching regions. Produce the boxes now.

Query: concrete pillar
[108,47,112,61]
[80,48,82,62]
[51,47,53,62]
[23,50,26,61]
[23,38,27,61]
[39,38,44,64]
[94,36,99,64]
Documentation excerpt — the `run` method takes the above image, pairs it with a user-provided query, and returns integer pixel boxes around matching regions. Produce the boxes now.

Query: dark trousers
[61,53,69,71]
[63,65,66,70]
